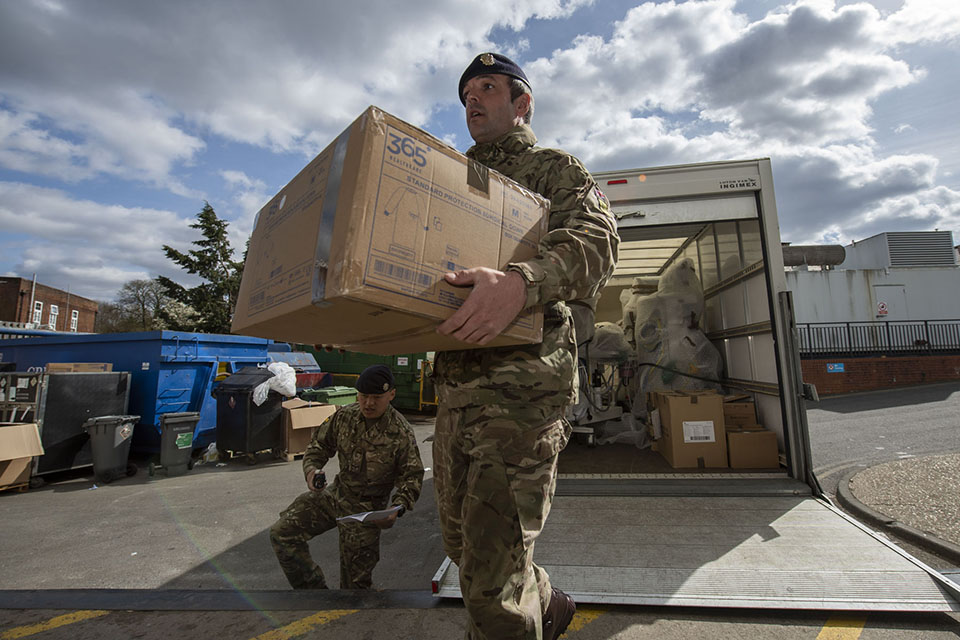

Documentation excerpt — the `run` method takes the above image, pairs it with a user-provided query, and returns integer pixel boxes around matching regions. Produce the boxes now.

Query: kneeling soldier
[270,364,424,589]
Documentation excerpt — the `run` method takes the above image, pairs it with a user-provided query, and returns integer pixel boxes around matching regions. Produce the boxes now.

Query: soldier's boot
[291,567,328,590]
[542,587,575,640]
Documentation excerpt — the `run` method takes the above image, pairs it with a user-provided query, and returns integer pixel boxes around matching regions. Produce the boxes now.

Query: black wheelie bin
[82,414,140,483]
[212,367,283,463]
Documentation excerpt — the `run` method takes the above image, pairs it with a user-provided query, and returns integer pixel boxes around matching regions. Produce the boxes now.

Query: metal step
[433,495,960,611]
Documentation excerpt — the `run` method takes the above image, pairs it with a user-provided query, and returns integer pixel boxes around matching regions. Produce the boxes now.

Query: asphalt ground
[839,453,960,566]
[806,381,960,570]
[3,402,960,638]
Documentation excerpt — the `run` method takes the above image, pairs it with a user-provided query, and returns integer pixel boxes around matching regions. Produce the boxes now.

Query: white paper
[336,504,402,524]
[650,408,662,439]
[682,420,716,443]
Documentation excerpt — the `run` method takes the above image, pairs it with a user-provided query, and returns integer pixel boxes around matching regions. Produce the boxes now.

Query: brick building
[0,277,98,333]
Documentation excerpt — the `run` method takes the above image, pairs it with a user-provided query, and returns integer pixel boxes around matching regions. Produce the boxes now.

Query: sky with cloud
[1,0,957,302]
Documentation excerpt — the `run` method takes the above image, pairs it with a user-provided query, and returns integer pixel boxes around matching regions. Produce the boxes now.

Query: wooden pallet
[0,482,29,494]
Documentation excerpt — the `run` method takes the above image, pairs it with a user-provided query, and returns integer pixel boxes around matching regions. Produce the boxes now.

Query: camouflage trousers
[433,402,570,640]
[269,485,386,589]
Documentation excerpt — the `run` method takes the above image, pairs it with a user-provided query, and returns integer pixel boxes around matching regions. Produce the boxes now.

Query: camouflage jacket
[434,124,620,409]
[302,403,424,512]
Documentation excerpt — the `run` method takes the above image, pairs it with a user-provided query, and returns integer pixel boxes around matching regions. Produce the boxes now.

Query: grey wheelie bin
[149,412,200,477]
[82,414,140,483]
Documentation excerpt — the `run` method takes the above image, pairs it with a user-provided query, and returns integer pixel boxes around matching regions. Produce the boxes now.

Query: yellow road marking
[562,605,606,635]
[816,615,867,640]
[1,610,110,640]
[250,610,358,640]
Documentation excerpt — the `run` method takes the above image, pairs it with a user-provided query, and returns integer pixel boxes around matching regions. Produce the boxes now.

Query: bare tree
[117,279,166,331]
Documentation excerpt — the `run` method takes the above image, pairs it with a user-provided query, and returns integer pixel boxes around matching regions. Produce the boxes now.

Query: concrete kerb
[836,468,960,566]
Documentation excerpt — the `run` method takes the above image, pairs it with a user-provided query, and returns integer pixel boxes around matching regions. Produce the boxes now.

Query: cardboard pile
[233,106,549,355]
[46,363,113,373]
[652,391,727,468]
[722,395,779,469]
[0,423,43,490]
[727,429,779,469]
[281,398,338,457]
[722,395,758,428]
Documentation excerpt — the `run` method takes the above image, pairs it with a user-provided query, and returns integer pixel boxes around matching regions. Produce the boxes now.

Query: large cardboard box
[0,423,44,489]
[727,429,780,469]
[46,362,113,373]
[281,398,338,456]
[233,106,549,355]
[654,391,727,468]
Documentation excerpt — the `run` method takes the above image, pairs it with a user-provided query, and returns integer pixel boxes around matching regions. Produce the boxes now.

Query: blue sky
[1,0,958,302]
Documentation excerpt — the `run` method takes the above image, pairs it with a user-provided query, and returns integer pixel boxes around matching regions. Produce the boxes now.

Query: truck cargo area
[432,159,960,611]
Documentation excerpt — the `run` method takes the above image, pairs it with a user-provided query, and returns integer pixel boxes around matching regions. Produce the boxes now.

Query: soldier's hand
[368,511,398,530]
[306,469,326,492]
[437,268,526,345]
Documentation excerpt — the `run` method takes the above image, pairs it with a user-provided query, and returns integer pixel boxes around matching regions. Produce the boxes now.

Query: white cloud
[0,181,204,299]
[219,169,271,241]
[513,0,960,247]
[0,0,596,193]
[220,170,265,191]
[878,0,960,45]
[0,0,959,300]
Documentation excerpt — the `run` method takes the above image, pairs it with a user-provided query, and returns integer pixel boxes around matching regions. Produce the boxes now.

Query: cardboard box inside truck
[723,396,759,428]
[654,391,727,469]
[727,428,780,469]
[232,106,548,355]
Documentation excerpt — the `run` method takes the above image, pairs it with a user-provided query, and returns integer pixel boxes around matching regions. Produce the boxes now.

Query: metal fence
[797,320,960,357]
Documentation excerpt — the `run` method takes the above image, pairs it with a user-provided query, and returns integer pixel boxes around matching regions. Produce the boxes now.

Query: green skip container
[300,386,357,406]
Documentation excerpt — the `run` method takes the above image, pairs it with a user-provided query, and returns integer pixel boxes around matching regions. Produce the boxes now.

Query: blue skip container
[0,330,274,454]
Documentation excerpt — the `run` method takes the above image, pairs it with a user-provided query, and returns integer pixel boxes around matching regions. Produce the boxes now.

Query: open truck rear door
[432,159,960,611]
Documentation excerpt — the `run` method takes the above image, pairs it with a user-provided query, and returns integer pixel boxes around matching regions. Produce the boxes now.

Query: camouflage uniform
[433,124,619,639]
[270,403,424,589]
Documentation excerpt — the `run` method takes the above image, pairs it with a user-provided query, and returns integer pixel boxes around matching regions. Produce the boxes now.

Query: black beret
[458,52,531,105]
[356,364,395,394]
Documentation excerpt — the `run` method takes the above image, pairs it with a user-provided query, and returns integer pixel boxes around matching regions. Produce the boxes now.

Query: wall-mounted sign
[877,301,888,316]
[827,363,845,373]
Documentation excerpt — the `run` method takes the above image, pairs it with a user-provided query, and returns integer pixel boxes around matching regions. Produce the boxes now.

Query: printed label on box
[365,125,495,306]
[682,420,716,443]
[360,123,538,330]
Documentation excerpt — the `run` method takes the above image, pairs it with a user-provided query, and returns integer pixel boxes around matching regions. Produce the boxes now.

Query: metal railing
[797,319,960,356]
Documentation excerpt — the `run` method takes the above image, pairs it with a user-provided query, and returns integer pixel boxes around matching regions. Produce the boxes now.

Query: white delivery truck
[433,158,960,611]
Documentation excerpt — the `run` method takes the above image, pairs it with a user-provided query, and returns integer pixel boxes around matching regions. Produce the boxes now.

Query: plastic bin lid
[82,415,141,426]
[214,366,275,392]
[158,411,201,424]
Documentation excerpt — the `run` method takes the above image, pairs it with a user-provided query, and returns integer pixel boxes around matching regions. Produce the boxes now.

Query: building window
[32,301,43,324]
[49,304,59,329]
[71,310,79,332]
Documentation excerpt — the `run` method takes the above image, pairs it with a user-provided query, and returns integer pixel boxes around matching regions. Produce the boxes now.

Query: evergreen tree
[157,202,244,333]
